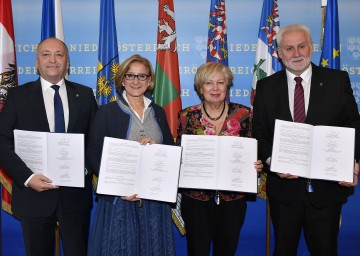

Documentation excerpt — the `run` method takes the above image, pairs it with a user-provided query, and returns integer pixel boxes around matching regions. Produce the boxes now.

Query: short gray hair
[277,24,313,48]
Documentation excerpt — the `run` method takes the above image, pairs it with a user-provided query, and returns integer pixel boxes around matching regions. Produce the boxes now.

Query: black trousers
[19,203,91,256]
[181,194,247,256]
[269,194,342,256]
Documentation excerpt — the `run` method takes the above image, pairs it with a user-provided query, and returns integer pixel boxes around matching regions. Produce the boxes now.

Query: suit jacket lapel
[306,64,323,124]
[31,79,51,132]
[65,80,79,133]
[277,72,293,122]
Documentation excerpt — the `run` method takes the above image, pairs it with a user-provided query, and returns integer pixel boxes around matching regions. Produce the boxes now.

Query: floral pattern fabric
[176,102,252,201]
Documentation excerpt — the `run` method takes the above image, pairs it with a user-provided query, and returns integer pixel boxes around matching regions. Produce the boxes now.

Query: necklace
[203,101,226,121]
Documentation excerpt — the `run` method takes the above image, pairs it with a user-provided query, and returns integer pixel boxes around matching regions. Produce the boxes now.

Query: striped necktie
[293,77,305,123]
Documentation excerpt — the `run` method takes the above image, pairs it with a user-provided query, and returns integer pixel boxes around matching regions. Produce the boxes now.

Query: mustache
[291,57,306,62]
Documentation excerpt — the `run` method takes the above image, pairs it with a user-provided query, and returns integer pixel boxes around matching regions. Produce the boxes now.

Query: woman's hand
[138,137,155,145]
[339,162,359,187]
[276,173,299,179]
[121,194,140,202]
[254,160,263,173]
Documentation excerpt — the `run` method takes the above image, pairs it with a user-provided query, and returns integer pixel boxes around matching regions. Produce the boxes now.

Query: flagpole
[266,201,271,256]
[320,0,327,48]
[0,187,2,256]
[251,1,282,254]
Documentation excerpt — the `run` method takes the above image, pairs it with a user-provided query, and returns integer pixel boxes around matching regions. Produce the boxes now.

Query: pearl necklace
[203,101,226,121]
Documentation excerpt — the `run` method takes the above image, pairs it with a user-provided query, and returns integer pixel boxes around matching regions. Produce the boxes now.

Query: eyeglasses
[124,73,150,81]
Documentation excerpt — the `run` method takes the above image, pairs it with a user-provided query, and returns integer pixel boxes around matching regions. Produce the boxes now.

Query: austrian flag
[0,0,18,214]
[0,0,17,111]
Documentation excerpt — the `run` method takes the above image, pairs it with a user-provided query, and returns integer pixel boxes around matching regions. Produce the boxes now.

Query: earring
[122,83,125,87]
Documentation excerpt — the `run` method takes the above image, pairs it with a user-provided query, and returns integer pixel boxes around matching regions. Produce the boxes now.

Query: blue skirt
[88,197,176,256]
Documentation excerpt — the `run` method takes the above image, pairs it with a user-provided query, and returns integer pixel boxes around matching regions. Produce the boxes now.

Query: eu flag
[96,0,119,105]
[320,0,340,69]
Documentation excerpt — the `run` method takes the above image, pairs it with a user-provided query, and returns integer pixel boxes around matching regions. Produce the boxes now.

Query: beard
[282,56,311,73]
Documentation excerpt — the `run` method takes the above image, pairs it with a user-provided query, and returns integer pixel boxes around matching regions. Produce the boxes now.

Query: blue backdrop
[2,0,360,255]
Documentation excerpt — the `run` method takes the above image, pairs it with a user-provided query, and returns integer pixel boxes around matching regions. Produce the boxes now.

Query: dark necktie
[51,85,65,133]
[294,77,314,192]
[294,77,305,123]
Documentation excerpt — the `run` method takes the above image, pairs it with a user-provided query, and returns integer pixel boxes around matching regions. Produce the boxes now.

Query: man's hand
[339,162,359,187]
[27,174,59,192]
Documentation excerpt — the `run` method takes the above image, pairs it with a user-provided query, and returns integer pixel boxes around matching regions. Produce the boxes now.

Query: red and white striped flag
[0,0,18,214]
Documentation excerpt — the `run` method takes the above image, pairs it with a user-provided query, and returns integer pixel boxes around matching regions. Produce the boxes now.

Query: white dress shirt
[122,90,151,123]
[286,65,312,120]
[41,77,69,132]
[266,65,313,166]
[25,78,70,186]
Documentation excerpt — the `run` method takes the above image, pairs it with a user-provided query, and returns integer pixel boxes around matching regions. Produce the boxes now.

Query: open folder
[14,129,85,187]
[178,134,258,193]
[271,119,355,182]
[96,137,182,203]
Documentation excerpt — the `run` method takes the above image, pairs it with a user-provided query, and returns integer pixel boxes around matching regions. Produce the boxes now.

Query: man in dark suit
[253,24,360,256]
[0,37,97,255]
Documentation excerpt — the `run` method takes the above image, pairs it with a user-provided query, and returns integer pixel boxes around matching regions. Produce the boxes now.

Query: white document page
[47,133,84,187]
[138,143,182,202]
[271,120,312,177]
[97,137,182,202]
[310,126,354,182]
[178,135,219,190]
[14,130,85,187]
[179,134,258,193]
[216,136,258,193]
[14,129,48,175]
[271,119,355,182]
[97,137,140,197]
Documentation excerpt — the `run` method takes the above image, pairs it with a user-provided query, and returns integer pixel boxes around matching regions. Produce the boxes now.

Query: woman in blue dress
[87,54,175,256]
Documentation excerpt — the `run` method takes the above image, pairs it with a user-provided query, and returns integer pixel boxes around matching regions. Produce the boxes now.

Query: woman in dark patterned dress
[177,62,263,256]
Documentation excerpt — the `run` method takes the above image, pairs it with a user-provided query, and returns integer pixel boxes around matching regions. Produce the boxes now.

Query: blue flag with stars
[320,0,340,69]
[96,0,119,105]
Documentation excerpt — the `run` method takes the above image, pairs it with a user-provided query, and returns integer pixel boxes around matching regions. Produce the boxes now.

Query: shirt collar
[285,64,312,86]
[40,77,66,92]
[122,90,152,109]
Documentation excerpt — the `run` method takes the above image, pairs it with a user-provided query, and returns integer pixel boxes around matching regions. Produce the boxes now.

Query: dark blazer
[0,78,97,217]
[253,63,360,208]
